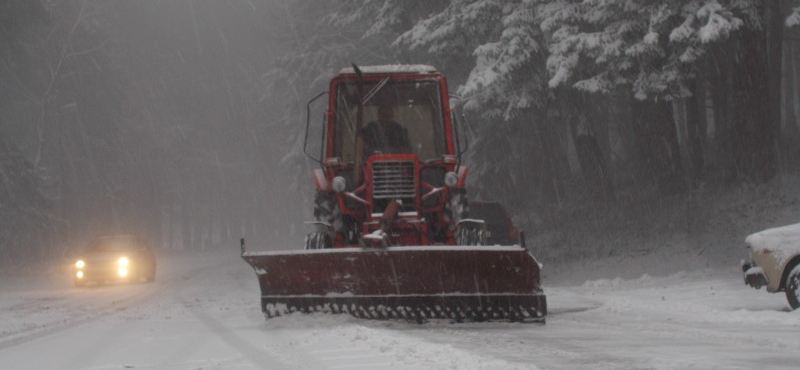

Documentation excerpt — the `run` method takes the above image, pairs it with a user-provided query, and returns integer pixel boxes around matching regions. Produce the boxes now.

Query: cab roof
[338,64,439,75]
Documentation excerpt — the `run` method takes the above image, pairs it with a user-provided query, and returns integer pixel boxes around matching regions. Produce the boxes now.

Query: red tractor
[305,64,482,249]
[242,65,546,322]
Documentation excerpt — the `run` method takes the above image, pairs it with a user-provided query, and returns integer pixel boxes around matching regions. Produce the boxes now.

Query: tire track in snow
[178,300,300,370]
[0,257,221,351]
[0,285,160,351]
[171,256,305,370]
[176,255,408,369]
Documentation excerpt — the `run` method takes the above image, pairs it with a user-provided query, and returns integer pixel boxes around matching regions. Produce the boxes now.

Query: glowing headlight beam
[118,257,129,267]
[75,260,85,269]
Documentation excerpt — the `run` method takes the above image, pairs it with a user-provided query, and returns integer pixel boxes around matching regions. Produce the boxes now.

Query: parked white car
[742,222,800,310]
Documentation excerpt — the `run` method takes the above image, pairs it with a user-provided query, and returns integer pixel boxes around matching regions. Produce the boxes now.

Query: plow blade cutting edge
[241,245,546,323]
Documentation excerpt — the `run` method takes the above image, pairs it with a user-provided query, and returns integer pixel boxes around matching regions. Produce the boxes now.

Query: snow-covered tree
[0,139,56,266]
[457,2,547,120]
[788,1,800,27]
[387,0,550,120]
[543,0,754,100]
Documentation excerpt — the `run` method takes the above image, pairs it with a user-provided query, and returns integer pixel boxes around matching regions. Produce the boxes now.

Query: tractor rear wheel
[305,231,333,250]
[456,225,485,245]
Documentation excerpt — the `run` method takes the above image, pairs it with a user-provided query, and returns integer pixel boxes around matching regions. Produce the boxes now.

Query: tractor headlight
[118,257,129,267]
[444,172,458,188]
[332,176,347,193]
[76,270,84,279]
[75,260,86,269]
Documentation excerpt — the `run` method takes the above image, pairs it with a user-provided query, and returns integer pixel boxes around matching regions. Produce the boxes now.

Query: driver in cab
[360,104,411,155]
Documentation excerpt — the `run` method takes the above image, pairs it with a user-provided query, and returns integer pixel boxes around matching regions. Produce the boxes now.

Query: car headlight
[117,257,130,277]
[76,271,84,279]
[75,260,85,269]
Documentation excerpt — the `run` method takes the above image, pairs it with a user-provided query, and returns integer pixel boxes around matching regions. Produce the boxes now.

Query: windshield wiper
[362,77,389,105]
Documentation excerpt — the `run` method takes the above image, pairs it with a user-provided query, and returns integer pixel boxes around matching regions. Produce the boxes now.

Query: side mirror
[304,92,328,167]
[448,95,470,164]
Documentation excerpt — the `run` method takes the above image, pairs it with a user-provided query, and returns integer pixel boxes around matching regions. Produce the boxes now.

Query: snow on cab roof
[338,64,438,75]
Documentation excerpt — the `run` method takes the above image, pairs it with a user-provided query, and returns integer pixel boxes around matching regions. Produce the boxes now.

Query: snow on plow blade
[241,245,546,323]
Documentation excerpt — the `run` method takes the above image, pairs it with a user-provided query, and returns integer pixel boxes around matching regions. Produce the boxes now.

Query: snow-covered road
[1,250,798,370]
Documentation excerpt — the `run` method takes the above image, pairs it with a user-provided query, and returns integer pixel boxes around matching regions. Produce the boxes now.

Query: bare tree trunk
[568,94,614,203]
[687,77,707,181]
[782,2,800,171]
[531,110,565,206]
[794,40,800,134]
[760,0,782,177]
[671,99,693,182]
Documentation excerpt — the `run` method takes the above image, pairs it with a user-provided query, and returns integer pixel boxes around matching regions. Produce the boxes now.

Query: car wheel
[785,264,800,310]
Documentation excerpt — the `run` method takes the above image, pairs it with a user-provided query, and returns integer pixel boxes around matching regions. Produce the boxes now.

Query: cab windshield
[333,79,446,162]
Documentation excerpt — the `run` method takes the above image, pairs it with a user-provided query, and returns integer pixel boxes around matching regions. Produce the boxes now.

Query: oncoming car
[741,222,800,310]
[73,235,157,287]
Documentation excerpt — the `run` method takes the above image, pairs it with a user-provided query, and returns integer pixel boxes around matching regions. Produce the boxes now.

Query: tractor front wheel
[446,189,468,224]
[314,192,342,229]
[313,191,358,245]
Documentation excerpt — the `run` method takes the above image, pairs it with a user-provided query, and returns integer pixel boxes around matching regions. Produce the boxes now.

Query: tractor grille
[372,160,416,200]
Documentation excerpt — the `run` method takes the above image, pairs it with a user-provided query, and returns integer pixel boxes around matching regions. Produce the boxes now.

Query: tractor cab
[329,67,452,163]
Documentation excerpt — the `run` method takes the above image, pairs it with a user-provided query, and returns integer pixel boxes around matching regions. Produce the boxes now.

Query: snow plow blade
[241,245,546,322]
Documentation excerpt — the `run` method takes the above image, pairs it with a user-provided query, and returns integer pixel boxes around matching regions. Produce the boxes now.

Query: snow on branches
[788,3,800,27]
[544,0,754,100]
[395,0,503,55]
[459,2,545,119]
[696,1,743,43]
[328,0,785,111]
[395,0,546,120]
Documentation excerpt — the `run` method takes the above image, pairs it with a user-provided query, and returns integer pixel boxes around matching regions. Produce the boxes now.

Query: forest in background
[1,0,799,269]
